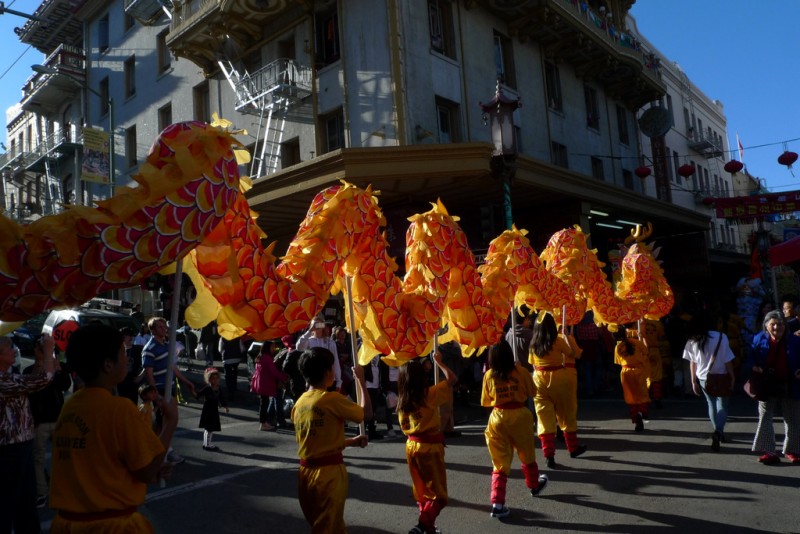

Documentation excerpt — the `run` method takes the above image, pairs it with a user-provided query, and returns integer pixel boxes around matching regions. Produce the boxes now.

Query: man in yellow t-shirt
[49,324,178,533]
[292,346,370,534]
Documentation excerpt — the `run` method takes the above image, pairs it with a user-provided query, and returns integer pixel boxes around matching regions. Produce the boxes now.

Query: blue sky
[1,1,797,193]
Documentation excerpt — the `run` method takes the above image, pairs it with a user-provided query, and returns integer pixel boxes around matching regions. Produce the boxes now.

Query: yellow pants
[620,367,650,405]
[534,369,578,435]
[299,464,348,534]
[406,441,447,505]
[51,512,153,533]
[485,407,537,474]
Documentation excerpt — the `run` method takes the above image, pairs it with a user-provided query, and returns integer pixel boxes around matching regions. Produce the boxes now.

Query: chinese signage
[712,190,800,220]
[81,127,110,184]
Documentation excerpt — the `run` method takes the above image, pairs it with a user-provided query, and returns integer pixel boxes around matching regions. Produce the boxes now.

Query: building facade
[3,0,753,305]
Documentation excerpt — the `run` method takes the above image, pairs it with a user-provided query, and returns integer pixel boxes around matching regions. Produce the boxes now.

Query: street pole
[108,96,115,193]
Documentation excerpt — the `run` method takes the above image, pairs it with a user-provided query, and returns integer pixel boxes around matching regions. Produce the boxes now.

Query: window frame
[428,0,456,59]
[493,31,516,89]
[124,55,136,98]
[544,61,563,112]
[125,124,137,169]
[584,85,599,130]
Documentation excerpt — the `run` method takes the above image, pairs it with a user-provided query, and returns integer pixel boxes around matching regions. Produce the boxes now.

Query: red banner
[709,190,800,220]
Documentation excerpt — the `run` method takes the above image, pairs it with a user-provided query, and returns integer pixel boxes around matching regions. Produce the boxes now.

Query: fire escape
[219,58,312,179]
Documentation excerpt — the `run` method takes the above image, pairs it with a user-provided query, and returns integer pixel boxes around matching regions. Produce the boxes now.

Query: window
[193,81,210,123]
[703,167,710,193]
[157,31,171,73]
[320,108,344,153]
[125,125,137,169]
[62,175,73,204]
[666,94,674,125]
[672,150,680,183]
[99,13,110,52]
[281,138,301,168]
[584,85,599,129]
[428,0,455,59]
[665,146,674,182]
[591,157,604,180]
[544,61,562,112]
[616,105,629,144]
[551,142,568,168]
[435,96,460,143]
[315,4,340,67]
[623,169,634,190]
[683,108,691,134]
[158,103,172,132]
[124,13,135,31]
[493,31,516,88]
[690,160,698,190]
[124,56,136,97]
[99,77,110,116]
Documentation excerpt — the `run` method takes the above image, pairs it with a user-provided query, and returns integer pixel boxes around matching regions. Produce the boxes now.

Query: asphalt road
[34,365,800,534]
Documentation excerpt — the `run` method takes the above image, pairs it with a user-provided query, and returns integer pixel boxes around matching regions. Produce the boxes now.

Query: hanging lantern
[723,159,744,174]
[677,163,696,178]
[778,150,798,169]
[634,166,651,179]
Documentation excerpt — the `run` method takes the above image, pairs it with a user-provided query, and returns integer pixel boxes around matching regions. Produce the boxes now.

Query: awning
[769,235,800,267]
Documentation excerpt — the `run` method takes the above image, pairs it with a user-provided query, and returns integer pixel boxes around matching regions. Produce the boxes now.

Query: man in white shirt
[296,319,342,391]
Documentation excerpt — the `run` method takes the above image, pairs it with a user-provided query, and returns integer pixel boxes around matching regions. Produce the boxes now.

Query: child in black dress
[197,368,229,451]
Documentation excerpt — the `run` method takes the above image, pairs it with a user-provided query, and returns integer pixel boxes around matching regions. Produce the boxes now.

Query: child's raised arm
[432,350,458,387]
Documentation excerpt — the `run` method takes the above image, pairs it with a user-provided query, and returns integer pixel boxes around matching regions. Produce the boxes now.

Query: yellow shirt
[481,364,535,407]
[529,336,573,368]
[50,388,165,513]
[292,389,364,460]
[614,339,649,368]
[398,381,450,436]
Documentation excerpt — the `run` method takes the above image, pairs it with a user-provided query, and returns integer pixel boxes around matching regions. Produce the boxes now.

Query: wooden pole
[345,276,366,436]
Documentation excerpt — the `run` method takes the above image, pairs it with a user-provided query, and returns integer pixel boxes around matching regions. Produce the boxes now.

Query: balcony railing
[554,0,661,84]
[170,0,220,35]
[234,59,312,113]
[22,43,85,98]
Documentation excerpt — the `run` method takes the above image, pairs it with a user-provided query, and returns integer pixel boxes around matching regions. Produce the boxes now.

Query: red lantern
[677,163,696,178]
[778,151,798,169]
[723,159,743,174]
[634,166,651,179]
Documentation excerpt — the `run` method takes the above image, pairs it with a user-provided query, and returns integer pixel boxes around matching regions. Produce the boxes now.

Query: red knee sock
[491,471,508,504]
[520,462,541,490]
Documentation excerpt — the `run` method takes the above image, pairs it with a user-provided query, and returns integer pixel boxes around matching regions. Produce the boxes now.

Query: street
[36,366,799,534]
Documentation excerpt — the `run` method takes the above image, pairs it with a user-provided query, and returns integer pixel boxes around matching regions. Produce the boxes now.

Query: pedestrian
[197,367,228,451]
[117,326,140,404]
[643,319,666,407]
[482,340,548,519]
[530,312,587,467]
[365,354,396,439]
[138,384,158,427]
[574,311,605,398]
[749,310,800,464]
[397,349,457,534]
[682,310,736,451]
[251,340,289,431]
[142,316,196,464]
[291,347,370,533]
[0,334,55,533]
[219,336,245,400]
[49,324,177,532]
[297,318,342,391]
[613,324,651,432]
[23,351,72,509]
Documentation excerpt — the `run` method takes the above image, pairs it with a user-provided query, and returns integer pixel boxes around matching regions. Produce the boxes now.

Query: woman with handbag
[682,311,735,451]
[748,310,800,465]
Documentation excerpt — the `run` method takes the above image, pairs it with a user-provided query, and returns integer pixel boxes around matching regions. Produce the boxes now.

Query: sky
[0,1,798,193]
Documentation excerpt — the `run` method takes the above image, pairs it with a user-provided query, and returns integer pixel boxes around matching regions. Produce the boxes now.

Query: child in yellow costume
[482,341,548,519]
[613,325,651,431]
[50,324,178,534]
[398,350,457,534]
[530,313,587,468]
[291,347,370,534]
[642,319,666,407]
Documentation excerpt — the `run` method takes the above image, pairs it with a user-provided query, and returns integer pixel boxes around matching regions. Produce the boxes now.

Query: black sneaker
[35,495,47,508]
[634,412,644,432]
[570,444,588,458]
[545,456,557,468]
[531,474,549,496]
[711,431,721,452]
[408,525,424,534]
[490,504,510,518]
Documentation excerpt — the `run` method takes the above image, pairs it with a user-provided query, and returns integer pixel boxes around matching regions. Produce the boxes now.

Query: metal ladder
[250,97,289,179]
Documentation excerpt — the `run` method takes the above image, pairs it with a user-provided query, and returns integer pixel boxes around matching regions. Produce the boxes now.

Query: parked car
[41,308,141,351]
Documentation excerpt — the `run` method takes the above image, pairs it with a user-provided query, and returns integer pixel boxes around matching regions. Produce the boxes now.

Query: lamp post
[480,80,521,231]
[32,64,115,194]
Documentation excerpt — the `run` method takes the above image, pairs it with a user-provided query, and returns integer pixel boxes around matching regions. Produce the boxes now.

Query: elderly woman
[749,310,800,464]
[682,311,736,451]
